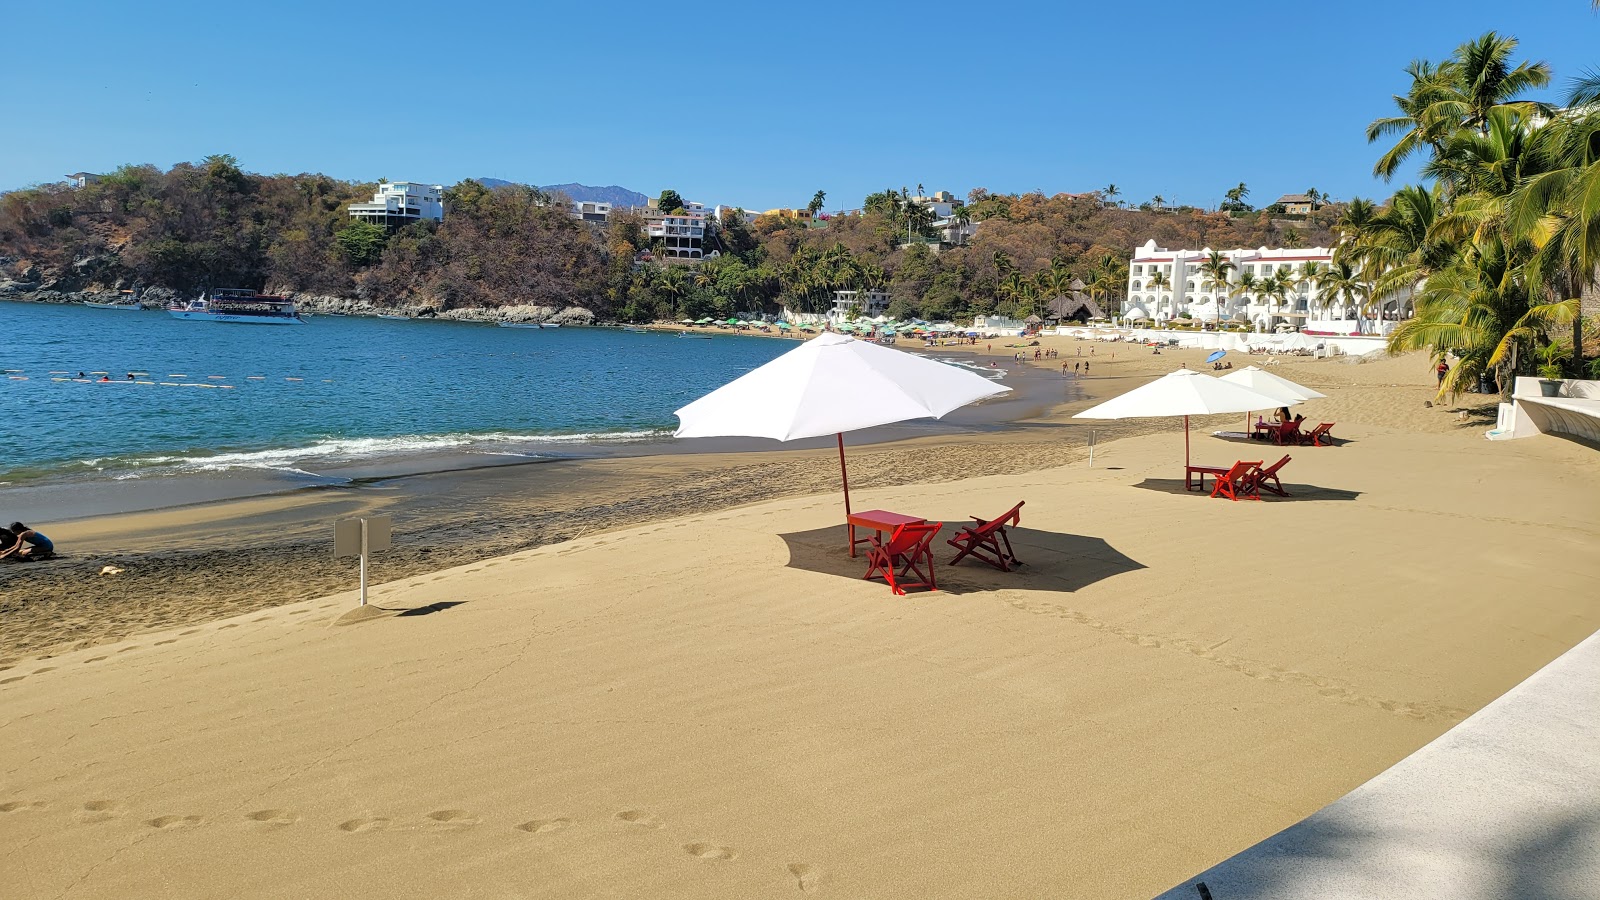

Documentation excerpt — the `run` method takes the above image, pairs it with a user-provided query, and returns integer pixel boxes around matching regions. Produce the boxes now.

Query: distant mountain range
[478,179,648,209]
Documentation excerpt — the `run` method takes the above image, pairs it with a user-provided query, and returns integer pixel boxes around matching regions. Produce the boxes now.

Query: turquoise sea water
[1,302,801,486]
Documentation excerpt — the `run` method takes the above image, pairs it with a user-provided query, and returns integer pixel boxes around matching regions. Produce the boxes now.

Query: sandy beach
[3,335,1597,898]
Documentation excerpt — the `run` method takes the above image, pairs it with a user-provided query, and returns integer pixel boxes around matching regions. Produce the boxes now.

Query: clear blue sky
[5,1,1597,211]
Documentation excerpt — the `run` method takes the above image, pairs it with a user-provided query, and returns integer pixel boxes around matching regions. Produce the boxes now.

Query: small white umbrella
[675,333,1009,535]
[1221,365,1327,434]
[1072,369,1288,470]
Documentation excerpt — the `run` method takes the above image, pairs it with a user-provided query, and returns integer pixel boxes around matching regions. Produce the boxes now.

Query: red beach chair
[864,521,943,596]
[1253,455,1292,497]
[947,501,1025,571]
[1302,423,1335,447]
[1272,420,1303,445]
[1210,460,1262,501]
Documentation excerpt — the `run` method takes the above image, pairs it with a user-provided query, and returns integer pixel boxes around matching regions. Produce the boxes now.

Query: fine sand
[3,338,1596,897]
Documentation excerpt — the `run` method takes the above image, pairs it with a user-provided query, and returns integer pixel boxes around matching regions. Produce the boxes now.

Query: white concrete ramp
[1154,628,1600,900]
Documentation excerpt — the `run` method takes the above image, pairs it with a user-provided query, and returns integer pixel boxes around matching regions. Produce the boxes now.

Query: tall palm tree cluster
[992,251,1126,319]
[642,243,887,320]
[1352,30,1600,395]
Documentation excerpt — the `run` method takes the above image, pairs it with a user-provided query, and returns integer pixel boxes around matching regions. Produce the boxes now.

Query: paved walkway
[1155,628,1600,900]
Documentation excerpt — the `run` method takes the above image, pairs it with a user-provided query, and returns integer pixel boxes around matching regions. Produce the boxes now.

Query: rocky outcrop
[287,294,595,325]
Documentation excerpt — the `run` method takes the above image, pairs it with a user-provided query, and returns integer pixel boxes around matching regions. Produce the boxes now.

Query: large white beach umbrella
[1220,365,1327,433]
[1072,369,1288,470]
[675,332,1010,520]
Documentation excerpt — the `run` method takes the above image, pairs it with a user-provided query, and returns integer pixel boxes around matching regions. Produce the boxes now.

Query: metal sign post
[335,516,392,606]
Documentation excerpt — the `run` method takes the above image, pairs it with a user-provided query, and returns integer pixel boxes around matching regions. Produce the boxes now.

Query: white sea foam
[76,429,669,478]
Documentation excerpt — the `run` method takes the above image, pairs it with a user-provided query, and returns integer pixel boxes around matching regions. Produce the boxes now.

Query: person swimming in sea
[1,522,54,560]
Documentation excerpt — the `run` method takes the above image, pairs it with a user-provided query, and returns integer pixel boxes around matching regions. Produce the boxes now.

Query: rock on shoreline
[0,283,595,325]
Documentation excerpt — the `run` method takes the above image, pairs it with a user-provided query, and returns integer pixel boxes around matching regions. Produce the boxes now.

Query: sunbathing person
[2,522,54,560]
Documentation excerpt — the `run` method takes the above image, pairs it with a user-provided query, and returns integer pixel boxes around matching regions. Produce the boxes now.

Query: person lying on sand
[1,522,54,561]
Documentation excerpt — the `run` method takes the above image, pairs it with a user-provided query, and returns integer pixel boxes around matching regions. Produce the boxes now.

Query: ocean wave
[6,429,670,484]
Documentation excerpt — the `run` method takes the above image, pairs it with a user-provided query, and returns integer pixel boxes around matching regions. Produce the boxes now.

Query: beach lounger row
[1263,420,1336,446]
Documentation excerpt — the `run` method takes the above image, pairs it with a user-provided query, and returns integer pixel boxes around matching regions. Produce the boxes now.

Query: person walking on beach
[1083,361,1090,375]
[1436,360,1449,387]
[1,522,53,561]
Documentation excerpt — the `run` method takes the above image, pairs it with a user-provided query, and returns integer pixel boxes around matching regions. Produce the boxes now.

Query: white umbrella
[1072,369,1288,471]
[1221,365,1327,434]
[675,332,1009,528]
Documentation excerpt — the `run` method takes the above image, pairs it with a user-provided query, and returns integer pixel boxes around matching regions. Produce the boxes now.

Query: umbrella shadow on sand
[1132,479,1362,501]
[778,525,1145,596]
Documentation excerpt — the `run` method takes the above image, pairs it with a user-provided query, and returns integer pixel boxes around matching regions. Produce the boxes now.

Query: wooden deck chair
[1209,460,1262,501]
[1271,420,1303,445]
[1253,455,1291,497]
[947,501,1025,571]
[864,521,943,596]
[1302,423,1335,447]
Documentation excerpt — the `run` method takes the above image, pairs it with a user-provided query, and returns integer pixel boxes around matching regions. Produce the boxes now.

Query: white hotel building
[348,182,445,228]
[1122,239,1407,333]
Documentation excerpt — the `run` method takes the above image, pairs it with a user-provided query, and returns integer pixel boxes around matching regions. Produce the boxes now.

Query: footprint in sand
[217,624,239,630]
[84,657,107,664]
[684,842,738,860]
[245,809,298,827]
[154,640,176,646]
[146,815,203,829]
[79,800,121,823]
[515,817,572,834]
[118,646,139,653]
[0,800,47,813]
[0,676,23,685]
[180,629,200,636]
[337,816,389,833]
[614,809,662,829]
[426,809,480,827]
[34,667,56,674]
[788,863,824,893]
[289,609,309,616]
[252,616,270,623]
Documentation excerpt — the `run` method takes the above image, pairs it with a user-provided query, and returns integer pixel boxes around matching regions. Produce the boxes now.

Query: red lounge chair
[1272,420,1303,445]
[1253,455,1291,497]
[1210,460,1262,501]
[1302,423,1335,447]
[947,501,1025,571]
[865,521,943,596]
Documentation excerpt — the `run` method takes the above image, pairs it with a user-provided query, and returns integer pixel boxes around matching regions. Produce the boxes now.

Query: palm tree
[1223,182,1249,211]
[1147,270,1171,319]
[1260,271,1295,330]
[1449,32,1552,135]
[1232,271,1262,330]
[1508,107,1600,376]
[1317,259,1371,328]
[1367,59,1465,179]
[808,190,826,217]
[1196,251,1235,325]
[1389,235,1573,396]
[1101,184,1120,206]
[1151,194,1166,211]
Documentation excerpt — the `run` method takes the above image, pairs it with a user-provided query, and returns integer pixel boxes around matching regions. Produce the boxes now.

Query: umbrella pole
[838,432,851,516]
[1184,415,1190,469]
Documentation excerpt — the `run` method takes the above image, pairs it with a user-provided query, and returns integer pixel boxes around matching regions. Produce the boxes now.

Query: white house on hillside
[65,172,101,189]
[830,289,891,320]
[1122,239,1412,334]
[348,182,445,227]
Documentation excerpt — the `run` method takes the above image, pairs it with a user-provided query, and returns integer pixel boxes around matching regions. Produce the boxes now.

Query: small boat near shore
[378,314,411,321]
[168,289,304,325]
[84,290,144,310]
